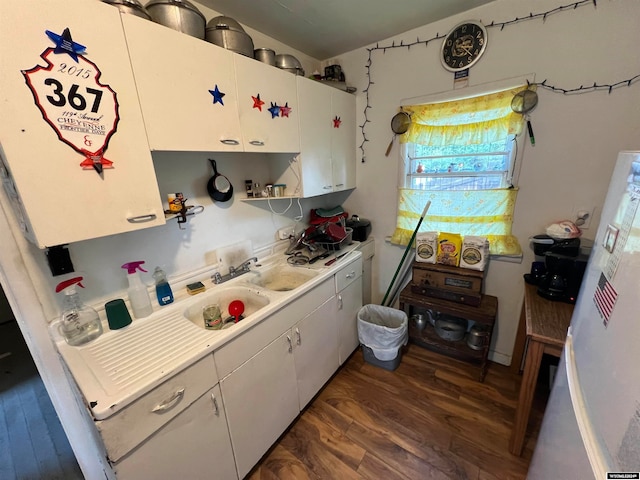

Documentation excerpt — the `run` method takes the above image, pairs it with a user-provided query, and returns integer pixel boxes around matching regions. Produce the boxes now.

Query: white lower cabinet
[113,385,237,480]
[218,280,338,479]
[220,331,299,479]
[336,265,364,364]
[294,296,339,408]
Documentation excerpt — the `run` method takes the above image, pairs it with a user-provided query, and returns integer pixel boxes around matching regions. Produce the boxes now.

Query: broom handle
[381,200,431,306]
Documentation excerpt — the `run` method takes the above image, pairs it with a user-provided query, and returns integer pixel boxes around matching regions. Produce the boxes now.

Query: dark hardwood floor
[248,344,547,480]
[0,320,83,480]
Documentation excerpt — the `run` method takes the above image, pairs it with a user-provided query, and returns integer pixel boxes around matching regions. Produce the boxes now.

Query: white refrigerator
[528,151,640,479]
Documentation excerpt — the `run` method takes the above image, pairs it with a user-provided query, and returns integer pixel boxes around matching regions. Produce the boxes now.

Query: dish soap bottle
[121,261,153,318]
[55,276,103,346]
[153,266,174,306]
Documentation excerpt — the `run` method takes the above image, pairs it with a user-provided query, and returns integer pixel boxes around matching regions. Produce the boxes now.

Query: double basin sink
[183,263,320,330]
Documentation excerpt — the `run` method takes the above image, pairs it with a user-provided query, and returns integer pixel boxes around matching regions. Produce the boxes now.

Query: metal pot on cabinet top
[205,16,254,57]
[145,0,206,39]
[101,0,151,20]
[254,48,276,66]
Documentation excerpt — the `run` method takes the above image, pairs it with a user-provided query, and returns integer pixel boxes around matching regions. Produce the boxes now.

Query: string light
[359,0,638,163]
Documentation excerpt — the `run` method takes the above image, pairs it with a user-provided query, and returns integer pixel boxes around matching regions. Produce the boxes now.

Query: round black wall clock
[441,21,488,72]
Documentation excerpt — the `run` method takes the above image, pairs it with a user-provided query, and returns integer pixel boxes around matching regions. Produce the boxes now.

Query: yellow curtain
[401,85,531,146]
[390,188,522,256]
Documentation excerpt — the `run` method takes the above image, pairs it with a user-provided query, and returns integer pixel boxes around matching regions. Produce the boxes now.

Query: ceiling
[198,0,496,60]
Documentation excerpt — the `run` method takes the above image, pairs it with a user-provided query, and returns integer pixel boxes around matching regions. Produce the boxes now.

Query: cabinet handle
[335,183,344,187]
[151,387,185,413]
[220,139,240,146]
[338,294,343,310]
[323,185,333,190]
[295,327,301,345]
[249,140,265,146]
[127,213,157,224]
[346,271,356,279]
[211,393,220,416]
[287,335,293,353]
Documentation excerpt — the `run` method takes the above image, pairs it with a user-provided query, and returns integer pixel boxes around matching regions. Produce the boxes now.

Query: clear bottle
[56,276,103,346]
[121,261,153,318]
[153,266,174,306]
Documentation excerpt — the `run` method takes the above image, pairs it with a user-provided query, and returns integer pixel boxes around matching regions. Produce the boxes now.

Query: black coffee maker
[537,252,589,303]
[527,234,590,303]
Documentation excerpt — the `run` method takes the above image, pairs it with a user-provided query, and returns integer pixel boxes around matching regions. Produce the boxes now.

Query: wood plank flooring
[248,344,547,480]
[0,321,83,480]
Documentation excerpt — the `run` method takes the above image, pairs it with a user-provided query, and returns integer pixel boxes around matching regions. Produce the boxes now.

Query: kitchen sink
[183,286,270,330]
[246,264,319,292]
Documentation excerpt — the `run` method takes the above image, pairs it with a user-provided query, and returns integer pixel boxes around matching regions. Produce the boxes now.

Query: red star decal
[333,116,341,128]
[252,94,265,111]
[280,102,292,118]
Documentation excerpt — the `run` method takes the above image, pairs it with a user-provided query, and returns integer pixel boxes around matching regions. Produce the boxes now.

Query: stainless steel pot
[101,0,151,20]
[205,16,254,57]
[254,48,276,66]
[434,315,467,342]
[466,324,490,350]
[146,0,206,39]
[205,28,254,57]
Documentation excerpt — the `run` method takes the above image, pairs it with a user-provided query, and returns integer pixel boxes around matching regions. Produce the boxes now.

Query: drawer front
[335,256,363,293]
[96,354,217,462]
[215,279,334,379]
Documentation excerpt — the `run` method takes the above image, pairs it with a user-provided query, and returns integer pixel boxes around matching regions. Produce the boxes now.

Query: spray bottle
[152,266,174,306]
[55,276,103,346]
[121,261,153,318]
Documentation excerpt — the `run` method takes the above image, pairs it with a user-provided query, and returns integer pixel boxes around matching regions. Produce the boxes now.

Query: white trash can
[357,304,408,371]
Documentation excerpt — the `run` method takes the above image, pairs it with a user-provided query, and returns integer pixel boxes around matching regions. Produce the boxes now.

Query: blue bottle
[153,266,174,306]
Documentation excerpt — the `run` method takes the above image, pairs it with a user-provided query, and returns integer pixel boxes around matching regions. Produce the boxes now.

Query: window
[391,85,529,256]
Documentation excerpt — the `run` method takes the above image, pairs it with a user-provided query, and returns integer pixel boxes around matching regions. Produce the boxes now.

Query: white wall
[334,0,640,364]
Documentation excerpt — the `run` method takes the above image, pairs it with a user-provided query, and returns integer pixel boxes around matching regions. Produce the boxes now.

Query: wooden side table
[508,283,574,456]
[398,285,498,382]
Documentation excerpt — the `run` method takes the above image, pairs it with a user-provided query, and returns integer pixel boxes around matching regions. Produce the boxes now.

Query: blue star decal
[209,85,225,105]
[268,102,280,118]
[45,28,86,63]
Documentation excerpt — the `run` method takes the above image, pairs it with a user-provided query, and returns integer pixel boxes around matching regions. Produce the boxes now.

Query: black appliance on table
[526,234,590,304]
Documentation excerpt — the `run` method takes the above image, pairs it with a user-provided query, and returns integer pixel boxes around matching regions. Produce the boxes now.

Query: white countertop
[53,246,362,420]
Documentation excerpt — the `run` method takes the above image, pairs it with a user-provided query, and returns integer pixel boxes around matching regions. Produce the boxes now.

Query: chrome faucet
[230,257,258,275]
[212,257,258,284]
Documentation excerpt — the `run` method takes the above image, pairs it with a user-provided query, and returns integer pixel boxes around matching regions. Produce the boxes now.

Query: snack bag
[436,232,462,266]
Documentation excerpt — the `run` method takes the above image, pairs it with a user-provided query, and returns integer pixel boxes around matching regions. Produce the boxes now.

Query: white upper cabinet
[234,55,300,153]
[331,88,357,193]
[121,14,243,152]
[0,0,165,248]
[296,77,356,197]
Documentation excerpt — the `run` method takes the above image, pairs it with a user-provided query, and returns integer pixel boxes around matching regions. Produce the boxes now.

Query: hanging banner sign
[22,28,119,175]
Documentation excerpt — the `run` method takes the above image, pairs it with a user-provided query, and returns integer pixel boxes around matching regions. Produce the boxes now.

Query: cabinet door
[122,14,242,152]
[337,279,363,365]
[234,55,300,153]
[331,88,357,192]
[0,0,165,247]
[297,77,333,197]
[294,297,339,408]
[114,385,237,480]
[220,331,299,479]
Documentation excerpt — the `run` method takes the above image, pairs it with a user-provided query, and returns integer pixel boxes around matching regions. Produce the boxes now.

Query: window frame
[396,75,534,191]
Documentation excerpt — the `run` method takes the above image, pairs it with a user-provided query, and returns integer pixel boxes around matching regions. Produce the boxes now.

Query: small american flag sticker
[594,272,618,326]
